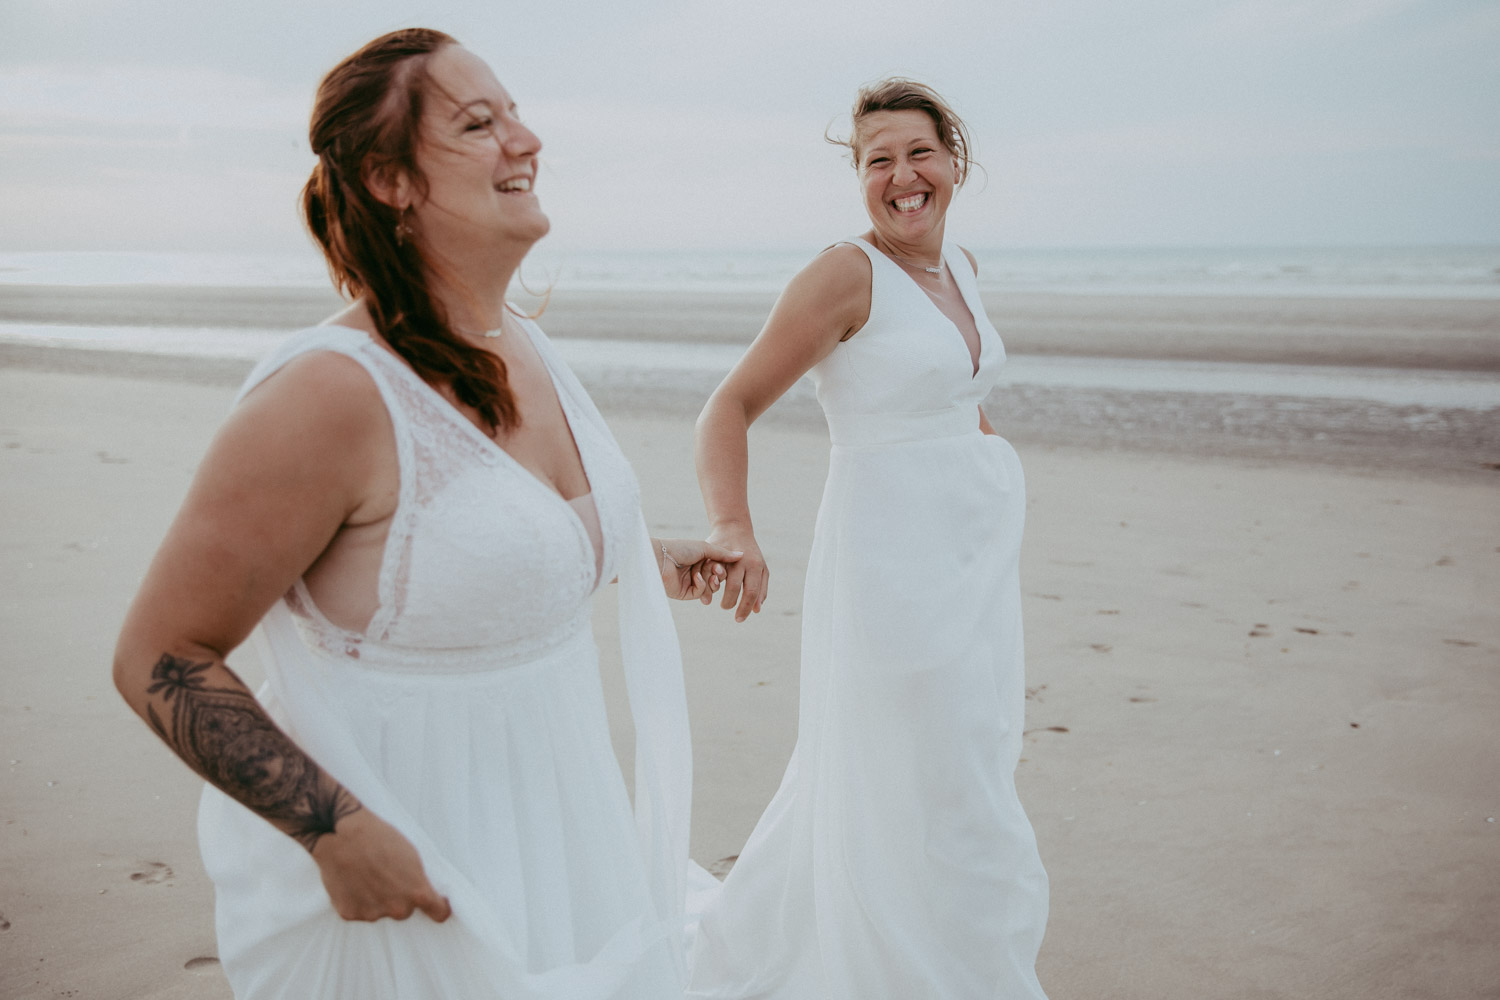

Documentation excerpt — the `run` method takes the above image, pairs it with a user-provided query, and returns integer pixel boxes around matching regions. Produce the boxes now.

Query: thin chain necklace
[482,304,525,339]
[873,240,943,274]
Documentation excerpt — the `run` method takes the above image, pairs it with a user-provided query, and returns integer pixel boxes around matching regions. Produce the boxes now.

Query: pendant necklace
[879,244,942,274]
[483,303,525,339]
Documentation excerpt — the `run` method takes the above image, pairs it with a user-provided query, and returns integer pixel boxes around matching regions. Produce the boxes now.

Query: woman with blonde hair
[688,79,1050,998]
[114,28,736,998]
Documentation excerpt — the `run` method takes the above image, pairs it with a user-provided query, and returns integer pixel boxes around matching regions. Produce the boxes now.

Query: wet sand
[1,296,1498,998]
[5,282,1498,369]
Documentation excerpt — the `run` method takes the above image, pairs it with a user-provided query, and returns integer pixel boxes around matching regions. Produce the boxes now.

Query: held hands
[311,807,452,923]
[707,525,768,623]
[657,538,744,603]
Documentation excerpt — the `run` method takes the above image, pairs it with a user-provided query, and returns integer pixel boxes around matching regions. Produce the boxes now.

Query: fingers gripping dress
[688,238,1050,999]
[198,320,693,998]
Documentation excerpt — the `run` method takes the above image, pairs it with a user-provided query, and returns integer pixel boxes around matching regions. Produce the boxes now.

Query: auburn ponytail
[301,28,519,433]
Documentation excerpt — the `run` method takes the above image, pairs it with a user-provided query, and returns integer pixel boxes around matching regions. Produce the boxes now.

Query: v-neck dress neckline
[852,237,988,380]
[343,317,597,507]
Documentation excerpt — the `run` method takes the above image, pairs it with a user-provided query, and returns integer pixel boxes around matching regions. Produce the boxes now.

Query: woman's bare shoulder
[772,241,872,328]
[230,346,392,465]
[800,240,873,288]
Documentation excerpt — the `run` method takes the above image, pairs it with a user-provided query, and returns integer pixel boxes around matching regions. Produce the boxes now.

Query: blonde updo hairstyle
[832,77,976,188]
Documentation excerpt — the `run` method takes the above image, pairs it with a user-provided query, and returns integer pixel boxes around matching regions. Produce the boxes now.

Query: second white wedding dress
[688,238,1050,999]
[199,318,693,998]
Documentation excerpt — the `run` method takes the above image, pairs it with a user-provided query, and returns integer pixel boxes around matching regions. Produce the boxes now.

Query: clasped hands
[657,528,767,623]
[655,537,743,604]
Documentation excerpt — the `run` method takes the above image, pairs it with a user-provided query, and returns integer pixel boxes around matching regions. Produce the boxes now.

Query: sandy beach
[2,290,1498,998]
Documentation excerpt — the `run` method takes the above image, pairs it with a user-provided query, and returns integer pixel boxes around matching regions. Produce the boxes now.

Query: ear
[362,158,414,212]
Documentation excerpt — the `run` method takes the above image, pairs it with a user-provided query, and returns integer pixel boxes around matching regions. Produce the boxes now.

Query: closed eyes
[866,147,934,167]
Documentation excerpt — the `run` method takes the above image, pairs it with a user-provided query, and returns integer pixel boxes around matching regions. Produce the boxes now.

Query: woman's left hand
[655,538,743,603]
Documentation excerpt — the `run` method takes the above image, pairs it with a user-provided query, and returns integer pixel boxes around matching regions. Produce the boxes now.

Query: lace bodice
[239,321,642,670]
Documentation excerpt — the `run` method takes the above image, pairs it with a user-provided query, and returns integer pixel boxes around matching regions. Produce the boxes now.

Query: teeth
[498,177,532,192]
[893,193,926,212]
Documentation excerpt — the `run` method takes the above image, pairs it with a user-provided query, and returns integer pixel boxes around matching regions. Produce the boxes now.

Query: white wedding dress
[687,238,1049,999]
[198,318,693,998]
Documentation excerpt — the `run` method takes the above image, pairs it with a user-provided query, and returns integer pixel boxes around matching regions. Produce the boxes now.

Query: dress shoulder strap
[944,242,979,293]
[234,326,421,643]
[233,324,421,469]
[826,237,879,263]
[234,325,379,404]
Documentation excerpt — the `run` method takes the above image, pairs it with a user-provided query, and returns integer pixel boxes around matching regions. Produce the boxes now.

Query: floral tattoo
[146,653,360,851]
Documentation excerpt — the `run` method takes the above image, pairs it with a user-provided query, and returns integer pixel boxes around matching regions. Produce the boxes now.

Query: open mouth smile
[892,192,928,213]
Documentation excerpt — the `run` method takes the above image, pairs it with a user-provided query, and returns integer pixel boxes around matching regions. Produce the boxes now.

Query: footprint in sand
[1443,638,1478,647]
[1248,624,1271,637]
[1294,627,1321,635]
[1023,726,1070,736]
[130,861,174,885]
[1128,696,1156,703]
[1089,643,1112,652]
[185,957,221,974]
[0,913,10,931]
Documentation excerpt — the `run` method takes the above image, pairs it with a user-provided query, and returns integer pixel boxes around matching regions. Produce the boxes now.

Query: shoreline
[3,283,1498,371]
[3,339,1497,481]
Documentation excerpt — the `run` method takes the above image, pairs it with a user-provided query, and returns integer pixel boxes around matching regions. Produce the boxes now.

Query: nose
[503,119,542,160]
[893,157,917,185]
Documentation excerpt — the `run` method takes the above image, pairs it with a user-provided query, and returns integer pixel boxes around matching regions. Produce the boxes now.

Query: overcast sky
[2,0,1497,253]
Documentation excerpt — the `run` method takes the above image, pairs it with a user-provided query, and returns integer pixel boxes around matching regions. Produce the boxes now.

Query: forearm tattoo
[145,653,361,851]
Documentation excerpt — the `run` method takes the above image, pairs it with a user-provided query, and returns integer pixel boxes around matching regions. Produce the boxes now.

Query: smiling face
[403,45,548,257]
[855,109,957,253]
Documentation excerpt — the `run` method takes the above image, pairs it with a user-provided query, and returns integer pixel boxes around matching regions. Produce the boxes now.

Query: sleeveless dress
[197,318,693,999]
[687,238,1050,999]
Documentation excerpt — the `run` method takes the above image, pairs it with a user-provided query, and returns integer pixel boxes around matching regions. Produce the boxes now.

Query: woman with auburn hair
[113,28,736,998]
[686,79,1050,998]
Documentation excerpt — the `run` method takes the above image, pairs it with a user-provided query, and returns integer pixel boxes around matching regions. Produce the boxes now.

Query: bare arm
[113,351,448,922]
[695,244,871,621]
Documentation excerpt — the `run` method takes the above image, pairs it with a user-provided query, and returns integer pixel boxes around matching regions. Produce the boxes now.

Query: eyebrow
[449,99,519,121]
[864,138,933,158]
[450,99,491,121]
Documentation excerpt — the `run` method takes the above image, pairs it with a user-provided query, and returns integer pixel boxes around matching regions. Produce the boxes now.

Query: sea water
[2,245,1497,298]
[3,246,1497,410]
